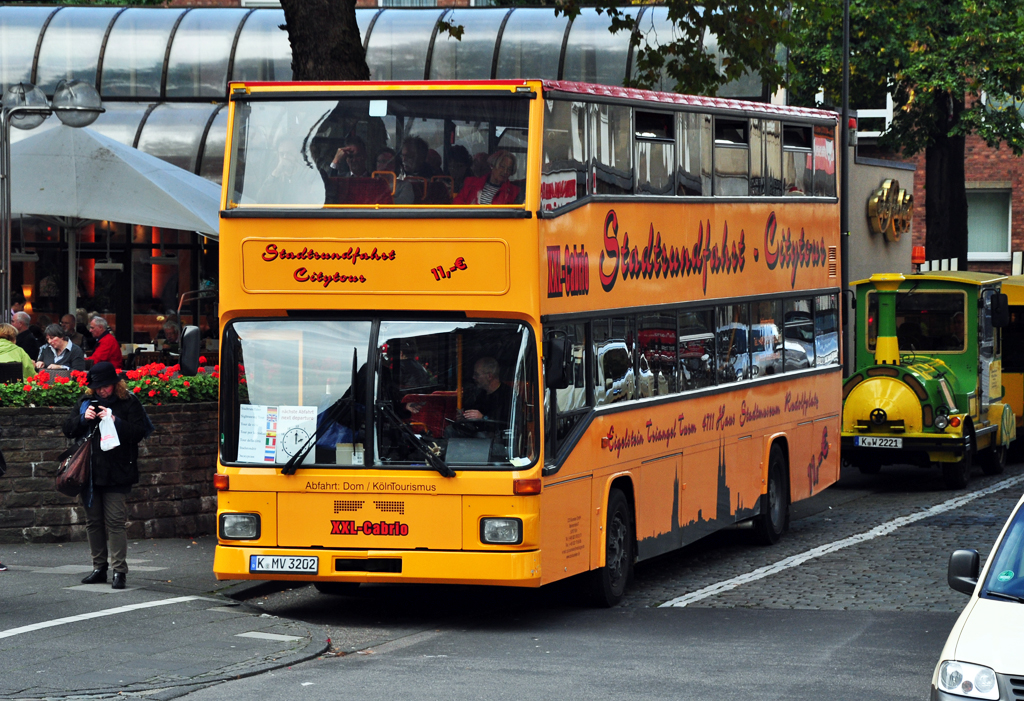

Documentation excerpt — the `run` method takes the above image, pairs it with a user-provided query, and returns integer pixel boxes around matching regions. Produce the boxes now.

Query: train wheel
[588,488,634,607]
[753,445,789,545]
[942,435,974,489]
[980,444,1007,476]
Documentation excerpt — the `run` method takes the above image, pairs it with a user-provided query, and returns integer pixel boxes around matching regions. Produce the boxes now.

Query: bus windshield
[228,95,531,207]
[223,318,537,470]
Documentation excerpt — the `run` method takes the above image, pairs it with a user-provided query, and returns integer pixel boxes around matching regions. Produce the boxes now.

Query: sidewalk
[0,535,326,700]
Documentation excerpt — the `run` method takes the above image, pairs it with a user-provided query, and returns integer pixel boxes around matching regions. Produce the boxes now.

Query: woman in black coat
[63,362,150,589]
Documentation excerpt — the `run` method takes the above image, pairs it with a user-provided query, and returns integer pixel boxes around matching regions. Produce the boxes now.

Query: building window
[967,189,1011,261]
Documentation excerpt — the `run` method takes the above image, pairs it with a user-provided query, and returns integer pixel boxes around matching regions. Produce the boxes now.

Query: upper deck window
[228,94,531,208]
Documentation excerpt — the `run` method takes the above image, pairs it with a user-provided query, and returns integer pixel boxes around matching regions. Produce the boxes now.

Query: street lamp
[1,80,103,322]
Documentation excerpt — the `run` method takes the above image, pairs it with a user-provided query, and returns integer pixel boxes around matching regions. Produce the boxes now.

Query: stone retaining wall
[0,403,218,544]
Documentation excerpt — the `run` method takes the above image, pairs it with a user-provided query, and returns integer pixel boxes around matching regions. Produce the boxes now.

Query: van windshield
[981,504,1024,601]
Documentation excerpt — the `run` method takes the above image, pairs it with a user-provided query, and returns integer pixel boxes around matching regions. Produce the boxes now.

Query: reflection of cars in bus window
[784,311,815,369]
[596,341,634,405]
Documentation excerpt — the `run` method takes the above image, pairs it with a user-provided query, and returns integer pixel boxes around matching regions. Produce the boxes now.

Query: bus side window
[544,322,589,449]
[594,316,635,405]
[716,303,750,382]
[678,309,715,391]
[638,312,677,395]
[784,298,816,369]
[814,294,840,366]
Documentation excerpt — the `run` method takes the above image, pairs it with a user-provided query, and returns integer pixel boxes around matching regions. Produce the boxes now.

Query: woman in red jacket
[453,150,520,205]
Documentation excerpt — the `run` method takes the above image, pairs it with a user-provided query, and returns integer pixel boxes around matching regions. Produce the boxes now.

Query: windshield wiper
[376,401,456,477]
[281,396,353,475]
[984,590,1024,604]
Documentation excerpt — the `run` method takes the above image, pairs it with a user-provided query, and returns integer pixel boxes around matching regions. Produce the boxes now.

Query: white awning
[10,124,221,237]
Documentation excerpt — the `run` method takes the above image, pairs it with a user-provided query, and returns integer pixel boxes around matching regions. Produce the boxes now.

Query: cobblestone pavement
[622,460,1024,611]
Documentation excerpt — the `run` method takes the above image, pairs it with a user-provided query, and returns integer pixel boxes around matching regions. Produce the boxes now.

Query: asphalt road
[2,459,1021,700]
[179,460,1024,701]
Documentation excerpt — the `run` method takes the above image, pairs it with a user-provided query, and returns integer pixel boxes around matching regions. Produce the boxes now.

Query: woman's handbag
[55,429,94,497]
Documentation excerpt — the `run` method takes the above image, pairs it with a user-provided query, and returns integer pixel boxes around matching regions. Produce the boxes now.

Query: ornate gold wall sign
[867,179,914,242]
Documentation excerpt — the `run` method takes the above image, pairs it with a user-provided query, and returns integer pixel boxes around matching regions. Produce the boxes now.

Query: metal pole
[840,0,851,378]
[1,109,12,324]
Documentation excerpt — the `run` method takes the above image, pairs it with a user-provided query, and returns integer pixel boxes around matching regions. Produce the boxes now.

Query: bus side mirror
[180,325,201,376]
[992,293,1009,328]
[545,336,569,389]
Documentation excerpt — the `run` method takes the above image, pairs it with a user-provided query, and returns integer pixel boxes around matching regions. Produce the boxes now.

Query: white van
[933,490,1024,698]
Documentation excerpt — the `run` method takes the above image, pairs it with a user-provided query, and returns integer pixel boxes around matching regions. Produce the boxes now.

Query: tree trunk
[280,0,370,82]
[924,92,968,268]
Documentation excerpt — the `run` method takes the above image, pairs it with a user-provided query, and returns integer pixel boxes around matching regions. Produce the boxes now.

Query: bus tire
[980,444,1006,476]
[753,445,789,546]
[589,488,634,608]
[942,435,974,490]
[313,581,360,596]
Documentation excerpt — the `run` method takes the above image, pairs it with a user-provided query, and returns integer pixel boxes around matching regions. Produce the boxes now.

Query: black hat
[87,361,118,389]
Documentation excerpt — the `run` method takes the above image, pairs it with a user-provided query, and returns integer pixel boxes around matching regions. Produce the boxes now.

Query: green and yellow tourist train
[841,272,1015,489]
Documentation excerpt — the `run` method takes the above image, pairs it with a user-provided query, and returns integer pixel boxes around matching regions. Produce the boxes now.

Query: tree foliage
[789,0,1024,156]
[787,0,1024,263]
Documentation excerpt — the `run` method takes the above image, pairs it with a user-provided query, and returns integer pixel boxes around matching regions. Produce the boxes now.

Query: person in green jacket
[0,323,36,379]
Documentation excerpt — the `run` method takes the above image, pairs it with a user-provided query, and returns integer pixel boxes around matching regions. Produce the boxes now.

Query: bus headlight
[220,513,261,540]
[937,661,999,699]
[935,407,949,430]
[480,518,522,545]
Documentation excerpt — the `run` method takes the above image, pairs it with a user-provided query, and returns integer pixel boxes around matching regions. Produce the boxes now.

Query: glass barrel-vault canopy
[35,6,121,96]
[365,9,445,81]
[165,8,249,99]
[0,6,56,94]
[494,8,568,81]
[101,8,185,99]
[562,7,640,87]
[429,9,509,81]
[231,10,292,84]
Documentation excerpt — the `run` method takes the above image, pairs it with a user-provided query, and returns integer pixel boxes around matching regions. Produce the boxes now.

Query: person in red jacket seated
[87,316,123,370]
[453,150,520,205]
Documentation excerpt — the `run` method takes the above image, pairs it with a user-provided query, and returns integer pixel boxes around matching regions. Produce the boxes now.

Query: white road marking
[0,596,205,639]
[236,632,304,642]
[660,474,1024,608]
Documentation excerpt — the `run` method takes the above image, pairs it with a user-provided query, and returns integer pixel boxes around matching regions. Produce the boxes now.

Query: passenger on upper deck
[327,135,370,177]
[400,137,438,179]
[375,148,415,205]
[454,151,520,205]
[448,145,472,195]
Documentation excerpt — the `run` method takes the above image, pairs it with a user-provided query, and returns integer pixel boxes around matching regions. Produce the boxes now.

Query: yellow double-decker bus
[210,79,842,605]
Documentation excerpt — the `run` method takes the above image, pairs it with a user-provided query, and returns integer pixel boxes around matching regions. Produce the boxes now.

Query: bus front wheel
[589,488,634,607]
[753,445,789,545]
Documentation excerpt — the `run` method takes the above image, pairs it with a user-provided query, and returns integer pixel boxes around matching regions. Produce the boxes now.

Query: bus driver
[460,357,513,425]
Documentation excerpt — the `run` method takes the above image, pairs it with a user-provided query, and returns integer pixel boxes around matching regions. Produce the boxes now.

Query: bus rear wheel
[313,581,360,596]
[753,445,789,545]
[588,488,634,608]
